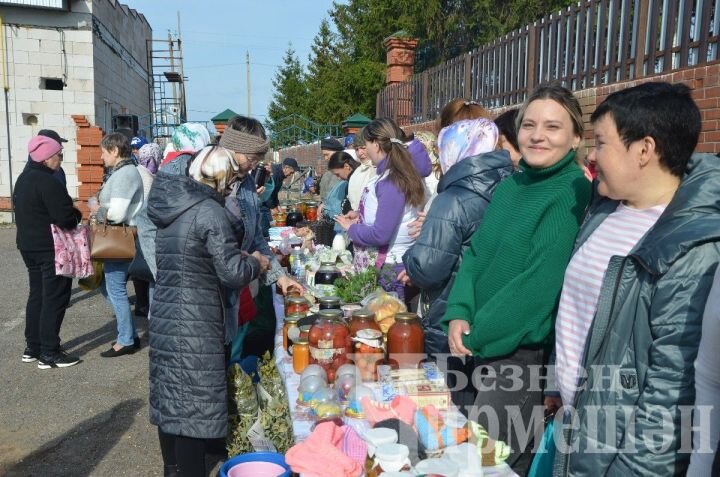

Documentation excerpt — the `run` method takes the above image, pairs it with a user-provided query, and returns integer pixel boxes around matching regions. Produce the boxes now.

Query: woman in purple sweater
[335,118,430,299]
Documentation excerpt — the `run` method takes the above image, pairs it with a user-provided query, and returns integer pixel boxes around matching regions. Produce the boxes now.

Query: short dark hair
[591,82,701,177]
[494,108,520,151]
[101,132,131,158]
[328,151,360,172]
[226,115,267,140]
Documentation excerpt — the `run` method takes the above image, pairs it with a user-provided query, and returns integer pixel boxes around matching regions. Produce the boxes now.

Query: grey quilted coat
[147,171,260,439]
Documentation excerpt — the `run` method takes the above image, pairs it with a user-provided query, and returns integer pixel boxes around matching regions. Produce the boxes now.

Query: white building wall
[0,0,151,220]
[0,1,94,209]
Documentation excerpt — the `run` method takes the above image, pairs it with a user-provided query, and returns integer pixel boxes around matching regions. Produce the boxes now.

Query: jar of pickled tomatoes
[308,309,351,383]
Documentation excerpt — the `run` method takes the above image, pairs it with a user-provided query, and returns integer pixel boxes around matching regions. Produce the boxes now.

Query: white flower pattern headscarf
[167,123,211,154]
[438,118,499,174]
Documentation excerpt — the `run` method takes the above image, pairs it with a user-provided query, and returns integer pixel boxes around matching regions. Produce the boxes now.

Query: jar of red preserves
[353,328,384,381]
[348,308,380,337]
[387,312,425,369]
[287,296,310,315]
[305,201,319,221]
[308,309,351,383]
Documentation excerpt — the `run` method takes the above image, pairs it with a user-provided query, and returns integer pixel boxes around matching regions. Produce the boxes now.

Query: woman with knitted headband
[147,142,269,477]
[222,115,303,360]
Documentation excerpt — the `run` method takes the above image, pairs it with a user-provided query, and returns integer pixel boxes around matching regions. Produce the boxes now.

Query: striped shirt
[555,202,666,406]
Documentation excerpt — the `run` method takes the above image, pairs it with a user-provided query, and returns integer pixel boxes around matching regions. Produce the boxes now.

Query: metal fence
[377,0,720,124]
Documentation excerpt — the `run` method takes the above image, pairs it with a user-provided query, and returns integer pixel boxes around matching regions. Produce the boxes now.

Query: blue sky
[123,0,338,124]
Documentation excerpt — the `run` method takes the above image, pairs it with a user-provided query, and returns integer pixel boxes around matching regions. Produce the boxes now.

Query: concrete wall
[91,0,151,133]
[0,0,95,218]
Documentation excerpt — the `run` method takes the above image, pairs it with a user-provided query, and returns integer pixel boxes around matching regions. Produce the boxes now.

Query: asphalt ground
[0,226,163,476]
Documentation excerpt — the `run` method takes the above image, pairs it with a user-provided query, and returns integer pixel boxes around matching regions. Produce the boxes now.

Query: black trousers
[447,347,546,476]
[21,250,72,355]
[158,428,226,477]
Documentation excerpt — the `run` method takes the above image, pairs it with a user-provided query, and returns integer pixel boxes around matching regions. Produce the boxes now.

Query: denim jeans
[101,260,136,347]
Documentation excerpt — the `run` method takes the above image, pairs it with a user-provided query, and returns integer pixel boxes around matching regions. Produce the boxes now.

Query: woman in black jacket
[148,144,269,477]
[13,135,82,369]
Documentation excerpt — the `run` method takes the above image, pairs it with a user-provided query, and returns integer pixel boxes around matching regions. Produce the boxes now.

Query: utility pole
[246,50,251,116]
[177,11,186,122]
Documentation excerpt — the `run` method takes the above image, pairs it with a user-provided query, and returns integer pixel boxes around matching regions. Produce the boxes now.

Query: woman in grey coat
[148,145,269,477]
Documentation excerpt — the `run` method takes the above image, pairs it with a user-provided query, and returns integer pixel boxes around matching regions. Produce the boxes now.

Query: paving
[0,226,163,476]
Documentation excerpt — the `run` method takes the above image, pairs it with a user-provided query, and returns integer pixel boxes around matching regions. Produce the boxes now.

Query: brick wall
[72,115,104,218]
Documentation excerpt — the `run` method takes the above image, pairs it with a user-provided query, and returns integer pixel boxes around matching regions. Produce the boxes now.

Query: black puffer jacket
[403,150,513,354]
[147,171,260,439]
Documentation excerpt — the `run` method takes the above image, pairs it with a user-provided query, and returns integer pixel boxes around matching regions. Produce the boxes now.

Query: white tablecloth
[270,286,517,476]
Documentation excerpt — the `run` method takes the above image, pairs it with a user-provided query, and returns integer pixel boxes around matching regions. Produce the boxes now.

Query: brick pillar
[72,115,104,219]
[383,35,418,126]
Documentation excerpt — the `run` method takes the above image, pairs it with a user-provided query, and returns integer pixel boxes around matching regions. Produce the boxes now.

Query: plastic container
[372,443,411,474]
[363,428,398,457]
[414,458,460,477]
[219,452,291,477]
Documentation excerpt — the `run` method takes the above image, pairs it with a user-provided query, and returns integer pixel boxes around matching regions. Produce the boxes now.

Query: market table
[270,287,519,477]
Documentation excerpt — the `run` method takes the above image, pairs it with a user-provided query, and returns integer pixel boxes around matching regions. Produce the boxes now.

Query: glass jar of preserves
[305,201,319,221]
[287,296,310,315]
[272,210,287,227]
[299,325,312,341]
[282,289,301,313]
[318,295,342,311]
[283,314,301,354]
[315,262,341,298]
[353,328,384,381]
[348,308,380,337]
[387,313,425,368]
[308,310,351,383]
[292,338,310,374]
[286,202,304,227]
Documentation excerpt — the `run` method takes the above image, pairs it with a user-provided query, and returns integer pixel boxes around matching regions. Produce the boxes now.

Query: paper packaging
[378,363,451,410]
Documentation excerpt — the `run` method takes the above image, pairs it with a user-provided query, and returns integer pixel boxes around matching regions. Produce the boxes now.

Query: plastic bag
[78,260,104,291]
[362,289,406,333]
[528,420,556,477]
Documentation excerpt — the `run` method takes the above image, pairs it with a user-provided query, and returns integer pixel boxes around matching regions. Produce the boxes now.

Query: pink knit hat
[28,135,62,163]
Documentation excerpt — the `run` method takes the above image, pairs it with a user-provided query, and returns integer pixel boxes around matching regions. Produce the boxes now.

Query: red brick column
[72,115,104,218]
[384,36,418,126]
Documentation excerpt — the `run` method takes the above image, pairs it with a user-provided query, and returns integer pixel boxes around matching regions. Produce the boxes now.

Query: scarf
[438,118,499,174]
[137,143,162,174]
[188,145,240,194]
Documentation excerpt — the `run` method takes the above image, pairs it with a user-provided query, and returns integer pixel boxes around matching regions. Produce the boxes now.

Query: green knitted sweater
[441,150,592,358]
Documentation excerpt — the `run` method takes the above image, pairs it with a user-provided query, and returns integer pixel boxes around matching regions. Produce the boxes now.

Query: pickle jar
[308,309,351,383]
[318,295,342,311]
[305,201,319,221]
[348,308,380,337]
[387,312,425,368]
[287,296,310,315]
[283,314,302,354]
[282,289,301,314]
[286,202,305,227]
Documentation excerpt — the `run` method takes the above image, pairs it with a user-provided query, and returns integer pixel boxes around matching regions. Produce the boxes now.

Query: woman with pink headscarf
[400,118,514,355]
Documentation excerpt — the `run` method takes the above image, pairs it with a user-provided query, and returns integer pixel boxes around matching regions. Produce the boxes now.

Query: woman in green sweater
[441,84,592,473]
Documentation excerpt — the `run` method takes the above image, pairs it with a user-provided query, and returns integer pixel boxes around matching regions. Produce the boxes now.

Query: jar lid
[306,201,318,206]
[356,328,383,340]
[351,308,375,320]
[319,296,341,305]
[318,262,338,270]
[318,309,343,319]
[299,325,312,331]
[294,338,309,345]
[288,296,309,304]
[394,312,418,322]
[284,314,301,323]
